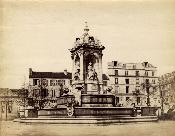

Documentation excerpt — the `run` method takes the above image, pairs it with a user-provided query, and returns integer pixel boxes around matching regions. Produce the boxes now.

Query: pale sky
[0,0,175,89]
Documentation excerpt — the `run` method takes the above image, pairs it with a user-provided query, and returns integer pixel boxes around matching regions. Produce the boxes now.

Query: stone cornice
[69,43,105,53]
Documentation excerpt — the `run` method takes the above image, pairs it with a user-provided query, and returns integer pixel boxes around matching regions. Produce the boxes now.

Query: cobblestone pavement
[0,121,175,136]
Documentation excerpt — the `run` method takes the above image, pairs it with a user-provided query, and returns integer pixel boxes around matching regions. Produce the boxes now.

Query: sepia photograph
[0,0,175,136]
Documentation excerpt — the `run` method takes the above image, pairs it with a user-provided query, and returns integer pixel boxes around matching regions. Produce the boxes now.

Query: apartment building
[107,61,160,107]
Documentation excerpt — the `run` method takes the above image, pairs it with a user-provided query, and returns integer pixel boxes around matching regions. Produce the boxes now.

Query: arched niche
[74,54,80,70]
[85,54,98,68]
[85,53,99,80]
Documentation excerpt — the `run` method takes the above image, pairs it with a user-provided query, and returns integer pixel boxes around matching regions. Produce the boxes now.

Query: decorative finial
[84,21,89,32]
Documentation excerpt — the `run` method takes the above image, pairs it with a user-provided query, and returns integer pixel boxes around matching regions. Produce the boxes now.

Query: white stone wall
[28,78,71,99]
[107,61,160,107]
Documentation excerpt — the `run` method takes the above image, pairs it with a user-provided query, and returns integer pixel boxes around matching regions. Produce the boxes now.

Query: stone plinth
[74,107,133,116]
[86,80,102,94]
[38,107,134,118]
[56,95,75,105]
[141,107,159,116]
[38,108,67,117]
[81,94,115,107]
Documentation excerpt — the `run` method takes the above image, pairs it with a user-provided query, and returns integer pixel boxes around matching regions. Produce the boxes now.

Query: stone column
[72,55,75,80]
[99,53,103,94]
[99,54,103,82]
[79,52,84,82]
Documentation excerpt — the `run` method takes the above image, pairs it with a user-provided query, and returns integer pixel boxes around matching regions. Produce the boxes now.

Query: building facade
[159,71,175,113]
[28,68,109,108]
[0,88,27,120]
[27,23,160,110]
[107,61,160,107]
[28,68,72,108]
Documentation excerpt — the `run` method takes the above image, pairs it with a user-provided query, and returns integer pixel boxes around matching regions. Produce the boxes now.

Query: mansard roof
[29,71,109,80]
[30,71,72,79]
[108,61,157,69]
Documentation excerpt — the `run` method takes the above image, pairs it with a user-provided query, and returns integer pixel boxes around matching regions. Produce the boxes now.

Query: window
[8,101,12,113]
[125,79,129,84]
[146,87,149,94]
[114,61,117,66]
[115,70,118,76]
[115,86,119,94]
[152,79,155,84]
[115,78,118,84]
[147,97,150,105]
[136,71,139,76]
[133,65,136,69]
[125,71,128,76]
[52,90,55,97]
[50,80,58,86]
[126,97,130,101]
[33,79,39,85]
[145,71,148,76]
[53,80,56,86]
[136,86,140,94]
[116,97,119,104]
[136,78,139,84]
[126,86,129,93]
[1,102,4,113]
[152,71,155,76]
[41,89,48,98]
[146,79,149,84]
[137,97,140,105]
[42,79,48,87]
[50,80,53,86]
[56,80,65,86]
[123,64,126,68]
[56,80,58,85]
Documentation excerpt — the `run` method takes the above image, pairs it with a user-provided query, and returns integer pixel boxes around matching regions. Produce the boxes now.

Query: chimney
[144,62,148,67]
[29,68,32,76]
[64,69,68,75]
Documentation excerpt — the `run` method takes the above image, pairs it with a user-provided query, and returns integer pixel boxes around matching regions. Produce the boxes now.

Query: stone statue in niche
[87,62,98,81]
[75,61,80,69]
[74,69,80,80]
[88,62,93,71]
